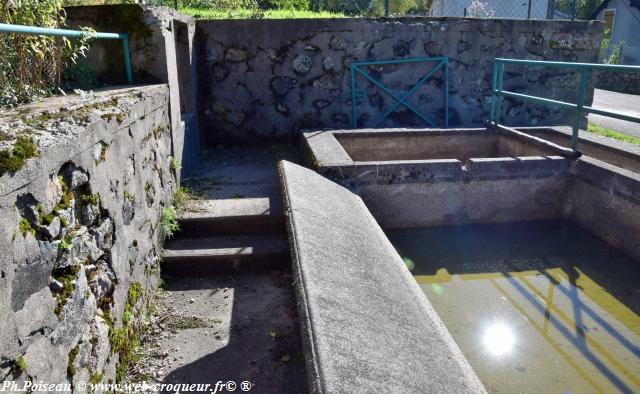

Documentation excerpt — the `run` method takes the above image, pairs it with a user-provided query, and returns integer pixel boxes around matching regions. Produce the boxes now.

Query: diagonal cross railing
[349,57,449,129]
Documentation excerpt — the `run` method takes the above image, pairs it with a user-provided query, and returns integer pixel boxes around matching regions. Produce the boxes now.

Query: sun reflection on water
[483,322,516,357]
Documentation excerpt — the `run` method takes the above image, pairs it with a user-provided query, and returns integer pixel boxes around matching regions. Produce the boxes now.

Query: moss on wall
[0,135,40,175]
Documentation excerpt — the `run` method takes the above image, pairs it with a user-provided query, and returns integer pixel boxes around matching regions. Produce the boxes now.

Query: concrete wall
[568,157,640,261]
[0,85,175,386]
[197,18,603,145]
[66,5,201,177]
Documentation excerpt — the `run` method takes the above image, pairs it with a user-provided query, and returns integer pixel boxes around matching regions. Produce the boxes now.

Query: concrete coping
[518,126,640,158]
[279,160,486,393]
[303,128,572,185]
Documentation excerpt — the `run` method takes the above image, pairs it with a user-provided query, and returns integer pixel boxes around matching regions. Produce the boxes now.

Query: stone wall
[0,85,175,387]
[595,70,640,94]
[197,18,603,145]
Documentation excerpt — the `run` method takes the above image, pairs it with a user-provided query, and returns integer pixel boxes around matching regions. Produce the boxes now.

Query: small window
[603,10,615,37]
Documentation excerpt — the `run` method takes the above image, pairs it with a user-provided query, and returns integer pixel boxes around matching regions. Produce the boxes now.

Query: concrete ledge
[571,156,640,203]
[279,160,485,393]
[467,156,571,179]
[518,126,640,173]
[321,159,463,186]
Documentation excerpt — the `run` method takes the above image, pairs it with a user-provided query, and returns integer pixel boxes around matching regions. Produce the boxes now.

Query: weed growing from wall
[160,207,179,238]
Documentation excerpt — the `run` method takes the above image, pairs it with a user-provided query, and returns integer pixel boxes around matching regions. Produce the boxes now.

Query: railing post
[572,68,589,151]
[444,58,449,127]
[350,64,357,128]
[121,35,133,85]
[490,60,499,123]
[496,62,504,125]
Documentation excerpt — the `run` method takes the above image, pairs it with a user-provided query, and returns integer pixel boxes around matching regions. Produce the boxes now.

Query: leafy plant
[169,156,181,172]
[160,207,180,238]
[599,29,625,65]
[467,0,495,17]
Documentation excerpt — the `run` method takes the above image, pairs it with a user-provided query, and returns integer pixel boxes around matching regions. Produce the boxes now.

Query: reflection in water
[483,322,516,357]
[386,220,640,394]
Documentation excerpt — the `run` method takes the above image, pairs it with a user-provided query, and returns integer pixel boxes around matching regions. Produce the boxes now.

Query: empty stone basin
[324,127,574,163]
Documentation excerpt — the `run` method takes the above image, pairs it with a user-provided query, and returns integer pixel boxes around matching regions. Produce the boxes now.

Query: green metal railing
[490,58,640,151]
[0,23,132,84]
[350,57,449,129]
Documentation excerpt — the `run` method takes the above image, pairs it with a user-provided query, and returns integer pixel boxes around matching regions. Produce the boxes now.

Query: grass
[178,7,346,19]
[587,123,640,146]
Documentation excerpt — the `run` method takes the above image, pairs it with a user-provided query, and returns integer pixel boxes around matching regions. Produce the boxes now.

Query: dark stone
[457,40,472,54]
[212,63,230,81]
[122,198,135,225]
[332,113,350,126]
[329,36,346,50]
[61,163,89,191]
[270,76,296,96]
[393,40,411,57]
[16,194,39,225]
[313,100,331,110]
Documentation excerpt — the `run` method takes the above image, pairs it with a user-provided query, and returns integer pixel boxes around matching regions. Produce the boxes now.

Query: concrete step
[178,183,284,237]
[161,235,290,276]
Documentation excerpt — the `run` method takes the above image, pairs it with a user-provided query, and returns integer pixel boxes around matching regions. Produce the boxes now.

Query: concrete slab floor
[125,271,307,393]
[185,145,300,187]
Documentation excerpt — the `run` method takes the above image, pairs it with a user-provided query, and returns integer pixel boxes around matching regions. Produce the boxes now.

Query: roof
[590,0,640,19]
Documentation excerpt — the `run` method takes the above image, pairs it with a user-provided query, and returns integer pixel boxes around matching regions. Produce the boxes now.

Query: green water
[386,220,640,394]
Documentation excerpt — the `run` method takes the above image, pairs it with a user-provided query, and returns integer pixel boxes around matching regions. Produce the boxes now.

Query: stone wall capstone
[0,84,175,386]
[197,18,604,145]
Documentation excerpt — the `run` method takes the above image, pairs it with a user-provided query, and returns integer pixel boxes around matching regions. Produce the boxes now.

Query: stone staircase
[161,148,292,276]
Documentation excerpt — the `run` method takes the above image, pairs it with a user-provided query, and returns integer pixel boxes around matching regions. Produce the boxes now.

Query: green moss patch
[109,282,143,382]
[0,135,40,175]
[12,356,27,373]
[19,218,35,237]
[52,266,81,317]
[67,345,80,376]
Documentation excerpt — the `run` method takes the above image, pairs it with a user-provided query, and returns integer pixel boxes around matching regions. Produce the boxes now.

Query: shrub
[0,0,93,108]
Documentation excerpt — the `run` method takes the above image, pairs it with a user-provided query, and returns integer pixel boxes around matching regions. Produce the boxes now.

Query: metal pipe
[0,23,132,84]
[351,57,448,67]
[494,58,640,73]
[500,90,577,109]
[583,106,640,123]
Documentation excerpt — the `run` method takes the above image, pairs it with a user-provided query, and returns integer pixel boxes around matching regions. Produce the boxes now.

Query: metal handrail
[490,57,640,151]
[0,23,132,84]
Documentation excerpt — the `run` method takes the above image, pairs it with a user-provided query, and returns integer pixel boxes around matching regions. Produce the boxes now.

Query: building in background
[430,0,555,19]
[591,0,640,64]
